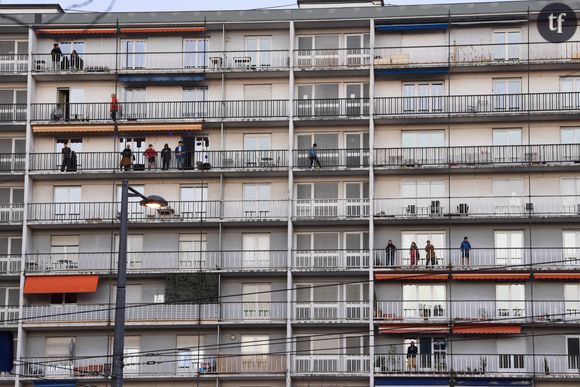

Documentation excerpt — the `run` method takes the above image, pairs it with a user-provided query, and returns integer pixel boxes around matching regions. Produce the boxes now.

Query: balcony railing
[30,100,288,122]
[374,41,580,68]
[0,204,23,224]
[221,302,287,321]
[0,54,28,72]
[294,198,369,219]
[292,148,369,168]
[0,153,25,172]
[22,303,220,324]
[294,98,370,118]
[293,301,370,321]
[293,354,370,374]
[29,150,288,172]
[0,306,18,325]
[295,48,370,68]
[375,143,580,168]
[27,200,288,224]
[374,353,580,378]
[292,249,370,270]
[31,50,290,73]
[0,255,21,275]
[25,250,287,273]
[0,104,26,122]
[375,300,580,323]
[373,247,580,270]
[374,195,580,219]
[374,92,580,117]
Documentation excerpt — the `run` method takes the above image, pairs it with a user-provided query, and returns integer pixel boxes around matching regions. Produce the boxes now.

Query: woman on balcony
[409,242,419,267]
[120,145,133,171]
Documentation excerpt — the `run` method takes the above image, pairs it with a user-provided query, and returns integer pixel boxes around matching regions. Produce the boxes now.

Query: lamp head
[140,195,168,209]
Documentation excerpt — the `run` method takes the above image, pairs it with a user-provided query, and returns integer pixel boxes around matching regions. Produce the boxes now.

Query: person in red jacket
[143,144,158,170]
[110,93,119,121]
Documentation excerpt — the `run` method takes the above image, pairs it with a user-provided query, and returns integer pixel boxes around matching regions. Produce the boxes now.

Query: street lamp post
[111,179,167,387]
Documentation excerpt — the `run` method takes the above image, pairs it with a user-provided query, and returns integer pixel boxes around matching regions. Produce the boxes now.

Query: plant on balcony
[165,273,219,303]
[544,357,550,375]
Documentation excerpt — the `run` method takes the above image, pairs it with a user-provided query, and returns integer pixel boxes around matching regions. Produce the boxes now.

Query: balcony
[0,204,23,224]
[292,249,370,271]
[31,50,290,73]
[30,100,289,123]
[21,354,287,378]
[293,301,370,322]
[375,300,580,323]
[293,354,370,374]
[292,148,369,169]
[0,254,21,275]
[27,200,288,225]
[374,92,580,121]
[294,48,370,69]
[374,195,580,221]
[0,54,28,73]
[293,199,369,220]
[22,303,220,325]
[374,353,580,379]
[29,150,288,174]
[25,250,287,274]
[221,302,287,322]
[293,98,370,119]
[0,153,25,173]
[375,143,580,171]
[373,247,580,270]
[0,306,18,326]
[0,104,26,122]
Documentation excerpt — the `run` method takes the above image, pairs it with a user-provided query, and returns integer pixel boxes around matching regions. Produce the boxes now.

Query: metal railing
[293,354,370,374]
[373,247,580,270]
[292,249,370,270]
[22,303,220,323]
[374,195,580,218]
[0,54,28,72]
[293,301,370,321]
[375,143,580,168]
[0,104,26,122]
[30,100,288,122]
[0,306,18,325]
[221,302,287,321]
[294,48,370,68]
[24,250,288,273]
[30,150,288,172]
[294,98,370,118]
[0,204,23,224]
[374,92,580,117]
[0,153,25,172]
[292,148,369,168]
[294,198,369,219]
[0,255,21,274]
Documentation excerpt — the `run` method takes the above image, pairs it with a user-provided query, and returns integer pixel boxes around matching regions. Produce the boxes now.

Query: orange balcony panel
[534,272,580,280]
[452,273,531,281]
[24,275,98,294]
[453,324,521,334]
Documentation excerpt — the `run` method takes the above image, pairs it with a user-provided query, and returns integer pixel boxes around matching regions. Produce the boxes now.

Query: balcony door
[114,234,143,269]
[0,236,20,273]
[345,132,369,167]
[50,235,79,270]
[344,232,369,269]
[497,337,526,372]
[295,232,339,268]
[122,40,146,69]
[242,283,271,319]
[242,184,271,219]
[563,231,580,266]
[492,128,522,162]
[565,284,580,321]
[562,178,580,214]
[176,336,204,373]
[494,230,524,267]
[296,83,339,117]
[0,287,18,323]
[122,87,146,119]
[245,36,272,67]
[45,337,75,376]
[243,84,272,117]
[345,33,370,66]
[401,130,445,165]
[493,30,521,61]
[0,89,26,121]
[182,87,208,118]
[496,284,525,319]
[296,34,339,67]
[402,284,446,321]
[402,82,444,113]
[295,182,339,217]
[296,132,339,167]
[344,182,369,217]
[404,337,447,372]
[244,133,272,167]
[560,77,580,109]
[53,186,81,220]
[0,138,25,172]
[242,233,270,268]
[241,335,269,372]
[345,83,369,116]
[493,178,524,214]
[180,186,207,219]
[401,231,446,266]
[0,40,27,71]
[568,337,580,369]
[178,233,206,269]
[183,38,208,69]
[345,283,368,320]
[401,181,445,216]
[493,78,521,111]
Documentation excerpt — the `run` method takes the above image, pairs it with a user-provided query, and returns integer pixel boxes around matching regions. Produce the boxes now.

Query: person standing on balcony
[308,143,321,169]
[460,236,472,268]
[175,141,186,169]
[50,43,62,70]
[161,143,171,170]
[143,144,158,170]
[425,240,437,267]
[120,145,133,171]
[409,242,419,267]
[70,50,83,70]
[407,341,418,370]
[385,240,397,267]
[110,93,119,122]
[60,141,71,172]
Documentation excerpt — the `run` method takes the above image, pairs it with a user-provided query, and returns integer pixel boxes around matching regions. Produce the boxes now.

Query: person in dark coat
[385,240,397,267]
[60,142,71,172]
[120,145,133,171]
[407,341,418,370]
[51,43,62,69]
[161,143,171,170]
[68,151,77,172]
[460,236,472,267]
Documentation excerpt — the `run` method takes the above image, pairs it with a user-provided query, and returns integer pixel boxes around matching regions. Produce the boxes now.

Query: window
[0,187,22,223]
[178,233,206,268]
[45,337,75,375]
[295,182,339,217]
[496,284,525,318]
[403,284,446,320]
[112,336,140,374]
[50,293,77,305]
[243,184,271,218]
[562,178,580,213]
[344,232,369,268]
[241,335,269,372]
[402,82,444,113]
[296,34,340,66]
[183,38,208,68]
[402,130,445,148]
[403,337,447,371]
[345,132,369,167]
[401,181,445,216]
[0,287,19,324]
[244,84,272,100]
[563,231,580,265]
[53,186,81,219]
[493,30,521,60]
[242,283,271,319]
[122,88,146,119]
[179,185,207,219]
[183,87,208,118]
[568,337,580,369]
[245,36,272,67]
[55,138,82,153]
[561,127,580,144]
[498,337,526,370]
[492,128,523,163]
[0,138,25,172]
[493,128,522,145]
[296,132,339,167]
[122,40,146,69]
[494,230,524,266]
[296,83,340,116]
[50,235,79,270]
[493,179,524,214]
[345,283,369,319]
[114,234,143,269]
[493,78,521,111]
[345,83,370,116]
[176,336,204,372]
[0,236,21,273]
[345,182,369,217]
[242,233,270,268]
[565,284,580,320]
[345,33,370,65]
[0,40,27,71]
[295,283,340,320]
[295,232,339,268]
[401,231,446,266]
[0,89,26,121]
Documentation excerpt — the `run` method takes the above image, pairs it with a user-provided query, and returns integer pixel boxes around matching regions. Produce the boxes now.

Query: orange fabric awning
[453,273,530,281]
[375,273,449,281]
[36,27,206,35]
[33,122,202,133]
[24,275,99,294]
[379,325,449,334]
[453,324,521,334]
[534,272,580,280]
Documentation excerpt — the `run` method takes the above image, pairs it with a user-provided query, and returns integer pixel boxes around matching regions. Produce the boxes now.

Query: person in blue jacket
[308,143,321,169]
[460,236,472,267]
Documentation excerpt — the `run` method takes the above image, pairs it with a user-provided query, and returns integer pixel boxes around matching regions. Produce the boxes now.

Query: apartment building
[1,0,580,386]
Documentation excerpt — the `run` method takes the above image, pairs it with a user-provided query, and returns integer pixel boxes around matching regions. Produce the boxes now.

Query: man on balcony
[308,143,321,169]
[407,341,418,370]
[385,240,397,267]
[460,236,472,267]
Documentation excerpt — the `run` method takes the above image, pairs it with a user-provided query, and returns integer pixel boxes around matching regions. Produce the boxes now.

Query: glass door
[242,283,271,319]
[180,186,207,219]
[245,36,272,67]
[183,38,208,69]
[495,230,524,266]
[345,132,369,167]
[493,78,522,111]
[122,40,146,69]
[178,233,206,268]
[242,233,270,268]
[496,284,525,319]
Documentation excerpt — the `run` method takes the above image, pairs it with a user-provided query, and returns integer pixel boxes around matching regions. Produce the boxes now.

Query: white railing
[295,48,370,68]
[293,302,370,321]
[0,204,23,223]
[294,199,369,218]
[293,354,370,374]
[223,200,288,220]
[0,306,18,325]
[22,303,220,323]
[292,249,370,270]
[220,302,287,321]
[0,255,20,274]
[0,54,27,72]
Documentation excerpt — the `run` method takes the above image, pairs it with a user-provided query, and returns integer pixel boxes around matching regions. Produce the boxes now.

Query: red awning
[24,275,99,294]
[452,273,530,281]
[453,324,521,334]
[379,325,449,334]
[534,272,580,280]
[375,273,449,281]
